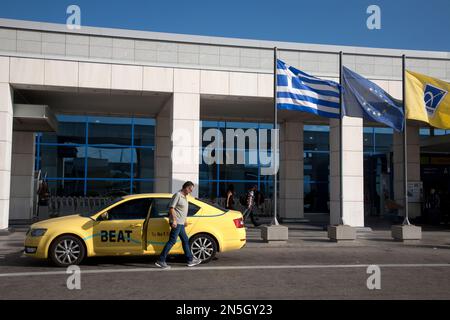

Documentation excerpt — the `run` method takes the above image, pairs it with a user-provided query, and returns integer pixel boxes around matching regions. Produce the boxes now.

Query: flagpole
[272,46,279,225]
[339,51,344,225]
[402,54,410,225]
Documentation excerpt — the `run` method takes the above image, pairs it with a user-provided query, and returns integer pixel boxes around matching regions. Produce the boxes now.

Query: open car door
[142,198,171,254]
[142,197,201,254]
[142,202,153,251]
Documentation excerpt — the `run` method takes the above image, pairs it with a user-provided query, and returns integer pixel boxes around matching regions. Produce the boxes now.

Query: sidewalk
[0,229,28,257]
[3,221,450,256]
[244,222,450,249]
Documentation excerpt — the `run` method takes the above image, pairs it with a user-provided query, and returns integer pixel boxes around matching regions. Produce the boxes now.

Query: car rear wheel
[49,235,86,267]
[189,234,217,263]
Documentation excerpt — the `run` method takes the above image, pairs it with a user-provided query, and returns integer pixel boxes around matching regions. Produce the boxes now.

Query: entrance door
[92,197,151,255]
[364,154,389,217]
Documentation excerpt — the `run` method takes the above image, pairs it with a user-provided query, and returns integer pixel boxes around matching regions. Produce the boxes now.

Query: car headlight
[30,228,47,237]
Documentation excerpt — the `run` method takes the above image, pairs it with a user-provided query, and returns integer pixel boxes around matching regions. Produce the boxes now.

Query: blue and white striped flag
[276,59,341,118]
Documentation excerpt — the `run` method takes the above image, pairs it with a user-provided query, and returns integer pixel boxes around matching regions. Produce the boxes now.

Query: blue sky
[1,0,449,52]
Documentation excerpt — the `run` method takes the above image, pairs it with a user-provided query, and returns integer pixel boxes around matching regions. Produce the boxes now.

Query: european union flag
[342,67,404,132]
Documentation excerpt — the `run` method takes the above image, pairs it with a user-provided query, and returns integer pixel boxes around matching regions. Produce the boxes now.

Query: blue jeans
[243,206,259,226]
[158,224,193,263]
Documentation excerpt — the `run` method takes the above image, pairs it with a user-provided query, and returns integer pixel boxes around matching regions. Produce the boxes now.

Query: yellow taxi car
[24,193,246,267]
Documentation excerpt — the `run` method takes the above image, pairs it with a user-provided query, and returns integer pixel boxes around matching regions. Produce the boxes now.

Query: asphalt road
[1,233,450,300]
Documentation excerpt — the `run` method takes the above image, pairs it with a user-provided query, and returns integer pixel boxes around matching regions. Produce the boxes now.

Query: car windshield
[79,197,123,217]
[198,198,227,212]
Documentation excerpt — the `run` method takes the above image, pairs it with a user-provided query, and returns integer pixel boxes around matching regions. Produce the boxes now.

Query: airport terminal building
[1,18,450,230]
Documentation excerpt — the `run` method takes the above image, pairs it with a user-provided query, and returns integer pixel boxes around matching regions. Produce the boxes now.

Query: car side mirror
[98,212,109,221]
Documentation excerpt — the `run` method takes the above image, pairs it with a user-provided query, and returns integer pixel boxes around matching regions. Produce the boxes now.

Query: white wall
[9,132,35,221]
[0,57,12,229]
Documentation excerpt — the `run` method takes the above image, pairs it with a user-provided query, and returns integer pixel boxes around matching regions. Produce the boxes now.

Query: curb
[0,228,15,236]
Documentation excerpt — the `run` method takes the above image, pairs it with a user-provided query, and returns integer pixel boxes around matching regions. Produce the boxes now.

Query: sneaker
[155,261,171,269]
[187,258,202,267]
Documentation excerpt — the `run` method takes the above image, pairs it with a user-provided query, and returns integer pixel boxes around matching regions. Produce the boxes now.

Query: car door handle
[128,223,142,228]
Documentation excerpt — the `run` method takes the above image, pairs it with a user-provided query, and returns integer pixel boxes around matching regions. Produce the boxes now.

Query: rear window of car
[188,203,201,216]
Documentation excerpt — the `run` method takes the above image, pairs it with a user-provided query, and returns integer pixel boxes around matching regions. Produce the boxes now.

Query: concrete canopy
[13,88,171,118]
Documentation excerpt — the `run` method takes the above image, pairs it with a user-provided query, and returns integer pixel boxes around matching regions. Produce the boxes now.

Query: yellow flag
[405,70,450,129]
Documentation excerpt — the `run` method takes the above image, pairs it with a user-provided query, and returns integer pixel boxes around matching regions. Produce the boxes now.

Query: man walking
[155,181,201,269]
[243,185,260,227]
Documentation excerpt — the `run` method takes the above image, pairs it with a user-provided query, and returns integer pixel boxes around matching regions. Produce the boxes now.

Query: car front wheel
[49,235,86,267]
[189,234,217,263]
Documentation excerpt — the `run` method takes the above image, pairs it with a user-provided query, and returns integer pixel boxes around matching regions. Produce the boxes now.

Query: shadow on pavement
[0,251,219,269]
[246,239,265,243]
[300,239,332,243]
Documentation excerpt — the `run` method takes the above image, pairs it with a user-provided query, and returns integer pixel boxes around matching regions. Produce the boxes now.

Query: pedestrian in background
[225,184,235,210]
[425,188,441,225]
[243,185,260,227]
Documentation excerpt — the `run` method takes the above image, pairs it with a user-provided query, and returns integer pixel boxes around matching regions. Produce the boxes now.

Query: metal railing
[41,195,273,218]
[201,197,273,217]
[47,196,115,217]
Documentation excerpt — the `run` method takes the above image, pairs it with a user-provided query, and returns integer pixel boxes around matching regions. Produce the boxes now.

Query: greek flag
[276,59,341,118]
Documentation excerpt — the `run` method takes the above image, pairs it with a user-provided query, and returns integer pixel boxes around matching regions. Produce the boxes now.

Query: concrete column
[279,121,304,219]
[393,125,421,218]
[9,132,35,222]
[170,69,200,197]
[170,92,200,197]
[329,117,364,227]
[0,83,13,229]
[155,69,200,197]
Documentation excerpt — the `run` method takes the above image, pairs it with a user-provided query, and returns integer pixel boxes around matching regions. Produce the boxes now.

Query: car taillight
[233,218,244,228]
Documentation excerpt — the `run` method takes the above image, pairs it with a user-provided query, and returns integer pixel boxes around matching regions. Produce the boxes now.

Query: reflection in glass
[374,128,393,154]
[133,180,154,194]
[86,180,131,197]
[199,181,218,200]
[133,148,154,179]
[40,145,86,179]
[41,121,86,145]
[87,147,132,179]
[46,180,85,197]
[37,115,155,198]
[200,162,218,181]
[134,119,155,146]
[88,116,132,146]
[304,126,329,151]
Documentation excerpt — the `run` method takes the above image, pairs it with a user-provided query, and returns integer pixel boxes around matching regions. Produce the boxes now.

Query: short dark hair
[182,181,194,189]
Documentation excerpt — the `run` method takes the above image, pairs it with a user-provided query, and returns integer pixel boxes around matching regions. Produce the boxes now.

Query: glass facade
[199,121,274,201]
[363,127,394,216]
[420,129,450,217]
[199,122,400,213]
[37,115,448,215]
[304,125,330,213]
[36,115,155,197]
[304,125,398,214]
